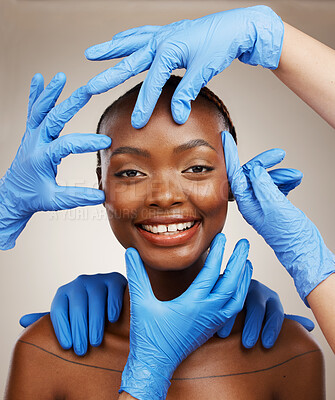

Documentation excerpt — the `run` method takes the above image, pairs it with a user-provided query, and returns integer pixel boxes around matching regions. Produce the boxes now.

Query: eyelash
[114,170,145,178]
[114,165,214,178]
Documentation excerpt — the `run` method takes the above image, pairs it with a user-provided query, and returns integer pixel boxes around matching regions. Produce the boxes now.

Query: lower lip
[136,222,201,247]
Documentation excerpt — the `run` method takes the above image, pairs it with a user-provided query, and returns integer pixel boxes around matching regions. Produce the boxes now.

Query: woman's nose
[146,174,186,209]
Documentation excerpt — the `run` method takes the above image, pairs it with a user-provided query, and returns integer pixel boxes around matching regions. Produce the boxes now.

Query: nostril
[149,201,182,208]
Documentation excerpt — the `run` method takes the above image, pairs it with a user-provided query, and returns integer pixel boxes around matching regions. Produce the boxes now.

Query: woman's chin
[140,248,206,273]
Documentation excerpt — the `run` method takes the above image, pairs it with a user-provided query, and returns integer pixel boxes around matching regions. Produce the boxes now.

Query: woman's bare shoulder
[269,318,325,399]
[169,315,324,400]
[6,315,127,399]
[17,314,62,352]
[5,315,68,399]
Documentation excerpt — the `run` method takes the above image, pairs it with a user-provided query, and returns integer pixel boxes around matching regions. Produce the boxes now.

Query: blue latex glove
[20,277,314,353]
[0,73,112,250]
[217,279,314,348]
[19,272,127,356]
[120,234,252,400]
[222,130,335,305]
[85,5,283,128]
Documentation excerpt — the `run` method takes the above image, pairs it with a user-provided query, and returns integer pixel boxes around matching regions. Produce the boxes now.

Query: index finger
[180,233,226,302]
[42,85,91,142]
[85,26,161,60]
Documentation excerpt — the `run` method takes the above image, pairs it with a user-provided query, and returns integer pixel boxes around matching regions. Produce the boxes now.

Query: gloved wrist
[120,354,172,400]
[0,175,32,250]
[239,5,284,69]
[275,218,335,306]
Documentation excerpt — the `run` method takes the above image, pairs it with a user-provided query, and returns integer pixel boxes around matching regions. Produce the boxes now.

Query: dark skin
[5,87,325,399]
[99,88,229,300]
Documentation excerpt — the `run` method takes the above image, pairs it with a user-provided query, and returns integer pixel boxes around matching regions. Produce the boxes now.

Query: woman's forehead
[103,92,225,152]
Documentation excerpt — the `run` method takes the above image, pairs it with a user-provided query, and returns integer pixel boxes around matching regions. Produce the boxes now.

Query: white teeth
[168,224,177,232]
[157,225,167,233]
[141,221,196,234]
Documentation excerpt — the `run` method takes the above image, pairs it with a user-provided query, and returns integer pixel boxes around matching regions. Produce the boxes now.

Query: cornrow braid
[96,75,236,168]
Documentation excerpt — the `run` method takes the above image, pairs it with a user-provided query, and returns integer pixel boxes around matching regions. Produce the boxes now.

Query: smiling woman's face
[99,86,229,272]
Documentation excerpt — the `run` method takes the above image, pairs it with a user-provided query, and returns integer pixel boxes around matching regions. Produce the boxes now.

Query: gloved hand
[85,5,284,128]
[120,234,252,400]
[217,279,314,348]
[19,272,127,356]
[0,73,112,250]
[20,276,314,354]
[222,130,335,305]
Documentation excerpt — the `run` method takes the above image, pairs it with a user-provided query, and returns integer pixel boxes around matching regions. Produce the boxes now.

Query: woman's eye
[114,169,145,178]
[183,165,214,173]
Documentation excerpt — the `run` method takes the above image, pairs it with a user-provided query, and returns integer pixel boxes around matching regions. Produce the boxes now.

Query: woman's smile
[135,216,202,246]
[99,84,230,273]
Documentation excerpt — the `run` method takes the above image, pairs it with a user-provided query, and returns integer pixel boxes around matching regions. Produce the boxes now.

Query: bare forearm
[307,273,335,353]
[272,22,335,129]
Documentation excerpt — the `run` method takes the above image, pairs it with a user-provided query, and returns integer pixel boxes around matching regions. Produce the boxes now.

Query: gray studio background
[0,0,334,398]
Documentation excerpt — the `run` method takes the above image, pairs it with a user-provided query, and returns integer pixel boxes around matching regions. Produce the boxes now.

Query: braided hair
[96,75,236,169]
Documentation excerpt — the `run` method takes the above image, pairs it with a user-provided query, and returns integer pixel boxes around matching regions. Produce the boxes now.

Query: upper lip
[135,215,201,226]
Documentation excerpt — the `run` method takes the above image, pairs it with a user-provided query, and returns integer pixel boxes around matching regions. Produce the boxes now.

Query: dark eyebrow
[110,146,151,159]
[173,139,217,154]
[109,139,216,160]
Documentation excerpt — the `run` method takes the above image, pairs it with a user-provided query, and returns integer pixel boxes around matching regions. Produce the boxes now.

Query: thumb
[221,131,246,198]
[216,314,237,338]
[125,248,155,302]
[249,165,286,206]
[284,314,315,332]
[19,312,50,328]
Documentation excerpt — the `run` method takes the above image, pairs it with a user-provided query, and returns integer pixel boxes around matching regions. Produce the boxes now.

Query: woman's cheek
[186,177,229,214]
[104,181,144,220]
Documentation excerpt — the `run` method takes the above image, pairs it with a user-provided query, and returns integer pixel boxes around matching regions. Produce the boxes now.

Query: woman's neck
[145,251,207,301]
[106,251,208,338]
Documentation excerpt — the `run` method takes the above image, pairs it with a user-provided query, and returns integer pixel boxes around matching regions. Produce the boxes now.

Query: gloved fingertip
[84,47,94,60]
[73,329,88,355]
[59,338,72,350]
[236,238,250,253]
[74,343,87,356]
[55,328,72,350]
[209,233,226,253]
[242,337,257,349]
[19,316,29,328]
[277,148,286,160]
[131,111,146,129]
[216,329,229,339]
[90,335,103,347]
[262,333,276,349]
[220,130,228,143]
[216,322,233,338]
[284,314,315,332]
[85,43,109,60]
[172,102,190,125]
[31,72,44,85]
[100,135,112,148]
[108,308,120,323]
[261,325,280,348]
[53,72,67,84]
[241,322,257,349]
[125,248,140,272]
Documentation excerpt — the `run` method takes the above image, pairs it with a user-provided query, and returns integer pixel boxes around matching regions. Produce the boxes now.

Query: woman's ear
[228,182,235,202]
[96,166,105,208]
